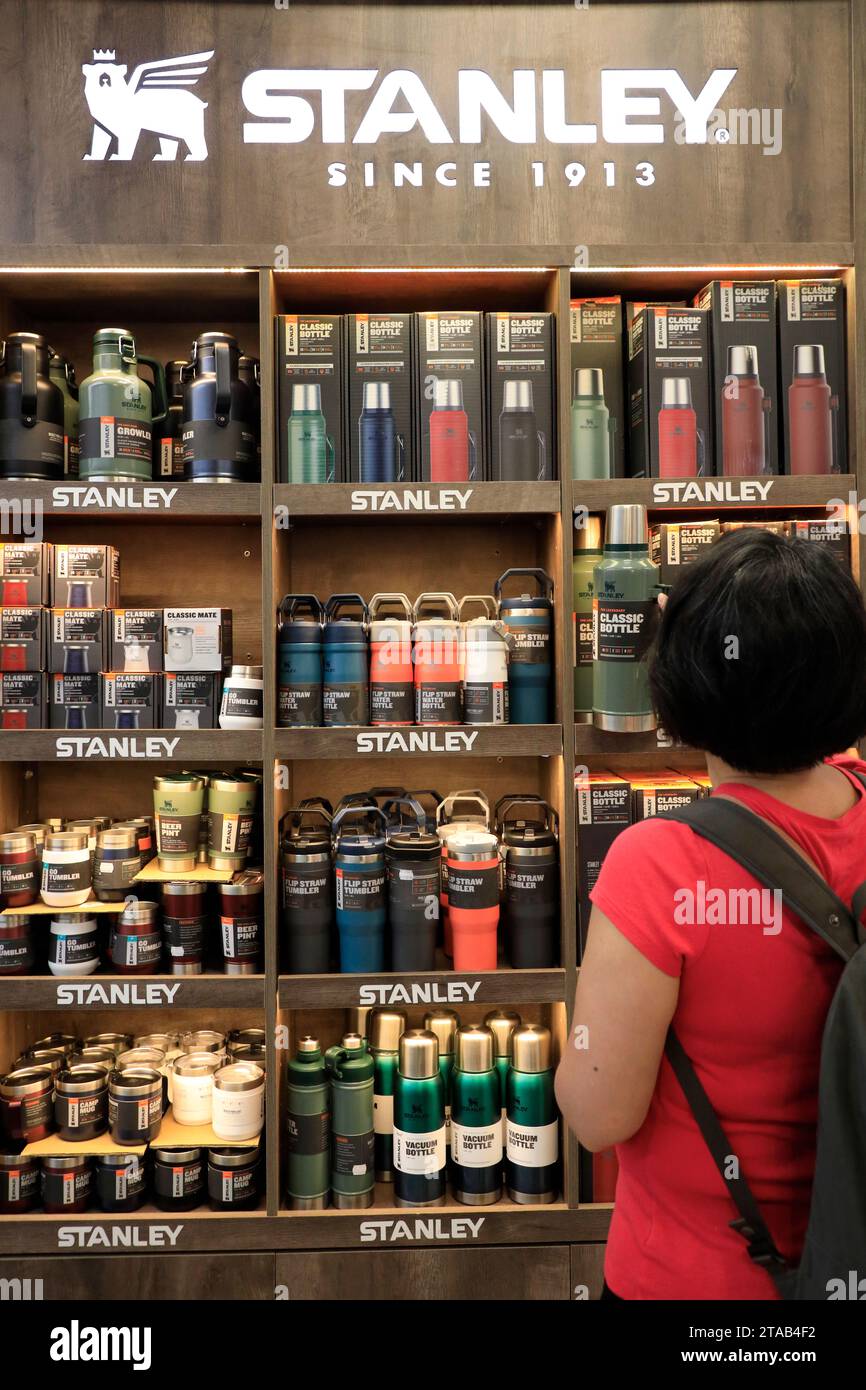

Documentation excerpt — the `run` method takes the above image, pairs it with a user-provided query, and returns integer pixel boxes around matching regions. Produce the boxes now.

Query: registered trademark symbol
[714,128,731,143]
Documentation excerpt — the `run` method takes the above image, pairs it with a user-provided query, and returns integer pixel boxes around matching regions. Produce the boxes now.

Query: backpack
[662,789,866,1301]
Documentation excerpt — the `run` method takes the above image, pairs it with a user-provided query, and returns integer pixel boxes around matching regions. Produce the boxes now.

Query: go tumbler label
[394,1125,447,1174]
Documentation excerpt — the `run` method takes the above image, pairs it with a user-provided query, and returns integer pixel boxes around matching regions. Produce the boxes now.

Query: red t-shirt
[590,757,865,1301]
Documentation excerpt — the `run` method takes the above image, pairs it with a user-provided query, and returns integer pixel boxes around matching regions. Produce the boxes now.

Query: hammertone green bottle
[451,1025,503,1206]
[369,1008,407,1182]
[287,383,335,483]
[286,1036,330,1210]
[506,1023,559,1205]
[573,516,604,723]
[571,368,614,479]
[423,1009,458,1159]
[394,1030,446,1207]
[325,1033,374,1209]
[484,1009,521,1148]
[592,503,659,733]
[78,329,167,483]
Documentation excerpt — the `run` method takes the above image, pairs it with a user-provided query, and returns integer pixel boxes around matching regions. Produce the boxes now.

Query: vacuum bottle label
[80,416,153,464]
[451,1120,503,1167]
[593,598,656,662]
[506,1118,558,1167]
[393,1125,447,1175]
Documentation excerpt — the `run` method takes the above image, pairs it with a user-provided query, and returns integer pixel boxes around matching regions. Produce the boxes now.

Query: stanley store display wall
[0,0,864,1302]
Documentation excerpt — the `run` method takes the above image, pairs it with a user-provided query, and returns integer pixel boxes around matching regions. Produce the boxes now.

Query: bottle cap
[793,343,826,378]
[483,1010,522,1058]
[363,381,391,410]
[456,1025,494,1073]
[502,379,534,412]
[573,516,604,552]
[291,382,322,413]
[660,377,693,409]
[726,344,759,378]
[369,1009,407,1053]
[297,1036,320,1055]
[511,1023,552,1073]
[399,1029,439,1079]
[423,1010,459,1056]
[434,379,464,410]
[606,503,648,548]
[573,367,604,398]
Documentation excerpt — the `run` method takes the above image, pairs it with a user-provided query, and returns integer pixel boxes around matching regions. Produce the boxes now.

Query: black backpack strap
[664,796,860,962]
[665,1029,793,1294]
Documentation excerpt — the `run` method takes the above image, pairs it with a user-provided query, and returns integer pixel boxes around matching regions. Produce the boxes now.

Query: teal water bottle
[423,1009,458,1160]
[451,1025,503,1206]
[592,504,659,732]
[287,383,335,483]
[325,1034,374,1209]
[506,1023,559,1205]
[571,368,615,479]
[369,1008,406,1182]
[285,1036,330,1210]
[572,517,604,722]
[394,1030,446,1207]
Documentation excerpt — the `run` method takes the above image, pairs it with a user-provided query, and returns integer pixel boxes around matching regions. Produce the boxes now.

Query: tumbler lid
[369,1009,407,1054]
[422,1010,458,1056]
[573,516,604,552]
[726,344,759,378]
[291,382,322,413]
[502,379,534,411]
[456,1025,495,1073]
[0,831,35,855]
[433,378,464,410]
[606,503,648,548]
[511,1023,552,1073]
[483,1010,522,1057]
[399,1029,440,1079]
[227,665,263,680]
[363,381,391,410]
[793,343,826,377]
[214,1062,264,1093]
[152,1146,202,1164]
[44,831,88,853]
[573,367,604,399]
[97,827,137,852]
[297,1036,320,1055]
[660,376,693,409]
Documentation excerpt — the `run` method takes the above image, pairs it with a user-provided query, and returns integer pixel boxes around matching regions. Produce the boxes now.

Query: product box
[627,306,711,478]
[576,771,631,957]
[161,671,221,729]
[649,521,720,587]
[569,298,624,479]
[0,542,52,605]
[101,673,158,729]
[277,314,345,484]
[415,311,485,483]
[0,608,45,672]
[346,313,416,483]
[695,280,778,476]
[49,673,100,729]
[163,609,232,673]
[630,774,702,822]
[625,301,686,331]
[674,769,713,796]
[110,609,164,672]
[0,671,46,728]
[52,545,120,608]
[786,518,850,567]
[485,311,557,481]
[778,279,847,475]
[47,609,109,675]
[720,519,787,535]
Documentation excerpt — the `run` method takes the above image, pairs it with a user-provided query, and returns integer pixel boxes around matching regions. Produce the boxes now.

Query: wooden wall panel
[570,1242,607,1300]
[0,1254,275,1300]
[276,1244,570,1299]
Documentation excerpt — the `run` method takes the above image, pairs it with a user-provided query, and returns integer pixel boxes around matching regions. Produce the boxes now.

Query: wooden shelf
[2,897,122,916]
[278,967,566,1009]
[274,724,562,760]
[570,474,855,511]
[0,973,266,1009]
[133,860,237,885]
[0,730,262,762]
[23,1131,146,1158]
[0,481,262,520]
[155,1109,261,1150]
[273,481,562,519]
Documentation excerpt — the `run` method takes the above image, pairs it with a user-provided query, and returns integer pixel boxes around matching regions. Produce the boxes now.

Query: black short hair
[649,528,866,773]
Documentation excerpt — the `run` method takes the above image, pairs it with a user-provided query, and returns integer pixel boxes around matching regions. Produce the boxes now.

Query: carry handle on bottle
[458,594,497,621]
[202,338,233,426]
[494,568,554,604]
[325,434,336,484]
[368,593,414,622]
[497,797,559,839]
[366,786,408,811]
[324,593,369,628]
[278,594,324,627]
[405,789,444,829]
[279,804,332,843]
[437,789,490,828]
[413,591,459,621]
[493,791,545,828]
[608,417,617,476]
[830,395,841,473]
[468,430,478,482]
[536,430,547,481]
[395,433,406,482]
[381,795,429,835]
[696,427,707,479]
[298,795,334,818]
[136,356,168,433]
[18,339,38,424]
[331,803,389,851]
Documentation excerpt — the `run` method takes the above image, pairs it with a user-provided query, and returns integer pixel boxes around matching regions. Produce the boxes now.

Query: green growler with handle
[78,329,167,483]
[285,1035,330,1210]
[324,1033,374,1209]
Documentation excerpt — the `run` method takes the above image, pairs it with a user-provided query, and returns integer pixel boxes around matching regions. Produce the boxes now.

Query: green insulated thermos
[592,504,659,732]
[506,1023,559,1204]
[394,1030,446,1207]
[286,1036,330,1209]
[78,329,167,483]
[324,1034,374,1208]
[369,1008,407,1181]
[484,1009,521,1149]
[49,352,80,478]
[451,1025,503,1206]
[423,1009,458,1159]
[287,383,335,483]
[571,369,615,479]
[573,516,604,722]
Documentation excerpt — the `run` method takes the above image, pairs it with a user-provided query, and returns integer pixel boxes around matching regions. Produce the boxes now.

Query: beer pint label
[451,1120,503,1168]
[506,1119,559,1167]
[393,1125,447,1175]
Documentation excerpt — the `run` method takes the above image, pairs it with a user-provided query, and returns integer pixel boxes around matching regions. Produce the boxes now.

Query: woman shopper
[556,528,866,1300]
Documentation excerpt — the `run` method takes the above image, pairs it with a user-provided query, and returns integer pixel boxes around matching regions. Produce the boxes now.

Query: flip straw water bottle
[277,595,324,728]
[322,594,370,727]
[412,592,463,726]
[369,593,414,726]
[446,830,501,970]
[459,594,512,725]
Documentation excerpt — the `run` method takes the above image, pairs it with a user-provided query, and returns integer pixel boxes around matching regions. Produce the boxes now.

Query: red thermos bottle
[723,345,770,477]
[429,379,475,482]
[658,378,698,478]
[789,344,838,475]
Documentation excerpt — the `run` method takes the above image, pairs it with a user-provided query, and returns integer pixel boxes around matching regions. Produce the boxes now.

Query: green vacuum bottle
[451,1025,503,1206]
[78,329,167,483]
[484,1009,521,1148]
[571,368,614,479]
[285,1036,330,1210]
[573,516,604,723]
[394,1029,446,1207]
[506,1023,559,1204]
[423,1009,458,1159]
[287,383,335,483]
[324,1033,374,1209]
[592,503,659,733]
[369,1008,407,1181]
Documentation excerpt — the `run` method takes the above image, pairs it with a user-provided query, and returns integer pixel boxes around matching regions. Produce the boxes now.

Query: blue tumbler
[278,594,324,728]
[494,569,554,725]
[322,594,370,727]
[332,805,388,973]
[359,382,404,483]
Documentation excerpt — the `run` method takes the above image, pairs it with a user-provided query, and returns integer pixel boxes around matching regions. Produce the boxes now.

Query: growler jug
[183,332,258,483]
[0,333,64,481]
[78,329,167,483]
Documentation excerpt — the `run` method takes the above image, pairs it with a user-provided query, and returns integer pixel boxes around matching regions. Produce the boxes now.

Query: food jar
[65,819,101,872]
[218,870,263,974]
[48,914,100,976]
[152,1145,206,1212]
[0,914,34,975]
[93,828,141,902]
[0,1151,40,1213]
[40,831,91,907]
[54,1065,109,1141]
[212,1062,265,1141]
[95,1154,148,1212]
[171,1051,222,1126]
[41,1155,93,1213]
[153,774,205,872]
[180,1029,225,1055]
[207,1145,262,1211]
[109,898,161,974]
[219,665,265,730]
[207,776,259,871]
[82,1032,132,1056]
[108,1067,163,1144]
[0,1066,54,1142]
[13,823,49,861]
[0,831,39,908]
[161,881,207,975]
